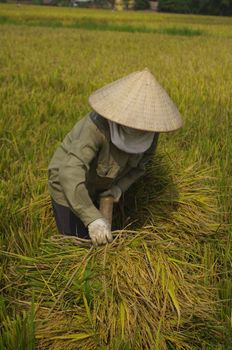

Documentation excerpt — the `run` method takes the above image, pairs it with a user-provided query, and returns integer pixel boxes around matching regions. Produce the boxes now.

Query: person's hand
[100,185,122,203]
[88,218,113,246]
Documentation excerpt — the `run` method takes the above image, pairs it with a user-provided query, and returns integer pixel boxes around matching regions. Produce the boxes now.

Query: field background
[0,4,232,349]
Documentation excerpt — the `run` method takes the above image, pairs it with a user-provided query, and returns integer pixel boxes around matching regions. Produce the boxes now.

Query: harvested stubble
[1,158,223,350]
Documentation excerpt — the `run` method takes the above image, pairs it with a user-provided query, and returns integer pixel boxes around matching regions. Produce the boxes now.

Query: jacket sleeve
[116,133,159,193]
[58,120,103,226]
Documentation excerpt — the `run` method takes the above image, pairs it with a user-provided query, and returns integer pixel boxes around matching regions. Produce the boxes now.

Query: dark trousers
[51,199,90,239]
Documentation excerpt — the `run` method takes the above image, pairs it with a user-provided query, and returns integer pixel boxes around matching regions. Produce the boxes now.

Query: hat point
[143,67,151,75]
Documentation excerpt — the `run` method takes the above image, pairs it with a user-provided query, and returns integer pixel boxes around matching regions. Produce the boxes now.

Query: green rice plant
[0,299,35,350]
[0,14,206,36]
[157,26,204,36]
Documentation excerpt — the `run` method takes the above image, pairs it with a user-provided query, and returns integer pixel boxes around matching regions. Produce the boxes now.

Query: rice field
[0,4,232,349]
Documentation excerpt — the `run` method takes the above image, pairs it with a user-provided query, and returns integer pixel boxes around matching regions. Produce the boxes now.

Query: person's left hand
[100,185,122,203]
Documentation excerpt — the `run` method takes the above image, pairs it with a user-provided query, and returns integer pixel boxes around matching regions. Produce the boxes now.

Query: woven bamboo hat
[89,68,183,132]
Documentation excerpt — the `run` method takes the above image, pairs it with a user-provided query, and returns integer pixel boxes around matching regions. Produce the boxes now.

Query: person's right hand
[88,218,113,246]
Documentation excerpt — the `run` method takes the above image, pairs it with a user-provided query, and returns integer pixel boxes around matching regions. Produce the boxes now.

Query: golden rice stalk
[2,159,222,349]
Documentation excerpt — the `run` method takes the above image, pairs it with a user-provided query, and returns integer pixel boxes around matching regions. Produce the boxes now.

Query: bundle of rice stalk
[123,155,220,244]
[3,158,222,349]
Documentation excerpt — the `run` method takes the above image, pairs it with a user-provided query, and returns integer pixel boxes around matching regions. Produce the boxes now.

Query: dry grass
[1,159,224,349]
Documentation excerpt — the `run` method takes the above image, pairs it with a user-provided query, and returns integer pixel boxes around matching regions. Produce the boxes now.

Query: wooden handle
[99,196,114,228]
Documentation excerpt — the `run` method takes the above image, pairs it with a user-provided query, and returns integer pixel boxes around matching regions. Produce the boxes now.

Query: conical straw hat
[89,68,183,132]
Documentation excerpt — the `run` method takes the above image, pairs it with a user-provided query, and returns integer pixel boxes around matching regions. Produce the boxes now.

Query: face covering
[108,120,155,154]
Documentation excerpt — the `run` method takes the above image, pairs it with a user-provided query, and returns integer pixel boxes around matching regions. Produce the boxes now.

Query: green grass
[0,4,232,349]
[0,14,205,35]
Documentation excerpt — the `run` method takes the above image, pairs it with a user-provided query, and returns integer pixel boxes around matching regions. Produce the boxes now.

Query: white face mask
[108,120,155,154]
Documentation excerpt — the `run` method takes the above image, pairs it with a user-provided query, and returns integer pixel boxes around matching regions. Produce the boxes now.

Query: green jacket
[48,111,159,226]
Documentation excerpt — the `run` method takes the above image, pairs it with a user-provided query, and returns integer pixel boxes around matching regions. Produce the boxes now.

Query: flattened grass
[1,159,224,349]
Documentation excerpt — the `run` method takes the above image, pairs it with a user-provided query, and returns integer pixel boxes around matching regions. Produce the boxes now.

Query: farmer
[48,68,182,246]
